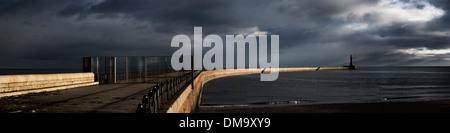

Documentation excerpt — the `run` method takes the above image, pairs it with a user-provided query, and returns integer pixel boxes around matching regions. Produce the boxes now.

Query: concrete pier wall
[0,73,98,98]
[165,67,350,113]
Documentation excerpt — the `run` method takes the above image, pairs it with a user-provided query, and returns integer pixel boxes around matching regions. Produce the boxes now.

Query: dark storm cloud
[426,0,450,30]
[58,4,86,17]
[0,0,50,15]
[86,0,237,34]
[0,0,450,68]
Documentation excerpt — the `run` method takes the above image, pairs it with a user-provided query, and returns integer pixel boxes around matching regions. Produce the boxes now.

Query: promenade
[0,71,190,113]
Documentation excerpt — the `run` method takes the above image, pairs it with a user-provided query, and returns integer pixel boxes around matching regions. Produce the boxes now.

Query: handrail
[136,70,201,113]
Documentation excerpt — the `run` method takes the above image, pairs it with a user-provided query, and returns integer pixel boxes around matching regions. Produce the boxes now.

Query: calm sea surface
[200,67,450,108]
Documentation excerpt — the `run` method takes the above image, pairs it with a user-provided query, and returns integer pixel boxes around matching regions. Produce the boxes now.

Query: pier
[0,56,354,113]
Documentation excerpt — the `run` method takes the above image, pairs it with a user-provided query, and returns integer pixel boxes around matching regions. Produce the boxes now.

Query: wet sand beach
[198,100,450,113]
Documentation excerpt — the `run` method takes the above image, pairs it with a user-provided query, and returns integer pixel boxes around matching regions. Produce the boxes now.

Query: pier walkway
[0,71,190,113]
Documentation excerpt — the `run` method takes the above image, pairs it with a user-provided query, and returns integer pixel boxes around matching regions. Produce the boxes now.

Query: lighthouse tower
[350,55,354,67]
[344,54,356,70]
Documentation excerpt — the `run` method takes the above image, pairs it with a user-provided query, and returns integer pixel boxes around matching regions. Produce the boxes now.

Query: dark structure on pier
[344,54,356,70]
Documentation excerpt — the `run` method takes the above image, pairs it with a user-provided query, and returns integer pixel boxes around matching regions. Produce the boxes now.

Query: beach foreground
[198,100,450,113]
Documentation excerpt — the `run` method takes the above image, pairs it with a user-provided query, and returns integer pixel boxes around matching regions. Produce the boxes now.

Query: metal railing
[136,70,201,113]
[83,56,175,84]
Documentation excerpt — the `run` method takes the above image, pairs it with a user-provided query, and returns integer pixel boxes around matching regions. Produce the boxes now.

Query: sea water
[200,67,450,108]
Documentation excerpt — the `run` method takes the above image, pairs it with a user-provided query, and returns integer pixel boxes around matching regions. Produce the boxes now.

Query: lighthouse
[344,54,356,70]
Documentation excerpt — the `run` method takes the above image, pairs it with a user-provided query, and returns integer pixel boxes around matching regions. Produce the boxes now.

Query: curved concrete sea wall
[0,73,98,98]
[165,67,349,113]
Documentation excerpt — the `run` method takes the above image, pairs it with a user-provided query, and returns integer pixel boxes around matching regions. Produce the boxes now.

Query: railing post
[170,78,174,98]
[164,81,168,103]
[168,79,172,99]
[152,86,158,113]
[155,85,160,112]
[141,95,148,113]
[136,104,144,113]
[147,90,153,113]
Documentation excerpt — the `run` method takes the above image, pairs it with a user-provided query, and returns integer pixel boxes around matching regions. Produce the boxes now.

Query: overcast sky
[0,0,449,69]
